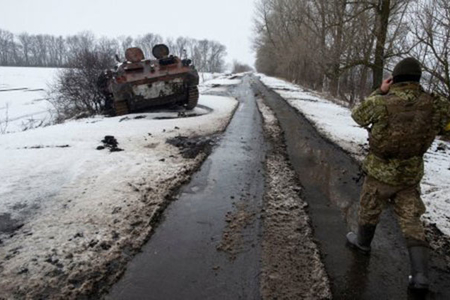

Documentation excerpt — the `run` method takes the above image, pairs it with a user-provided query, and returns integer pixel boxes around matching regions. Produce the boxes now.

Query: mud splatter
[216,201,256,260]
[256,98,331,300]
[166,135,218,159]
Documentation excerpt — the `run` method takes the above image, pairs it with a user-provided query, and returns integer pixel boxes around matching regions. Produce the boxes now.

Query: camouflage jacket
[352,82,450,186]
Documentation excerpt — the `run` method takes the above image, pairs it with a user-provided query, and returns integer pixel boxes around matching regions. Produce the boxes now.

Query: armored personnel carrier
[107,44,199,116]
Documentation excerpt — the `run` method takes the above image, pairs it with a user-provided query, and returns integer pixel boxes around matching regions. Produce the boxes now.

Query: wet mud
[0,213,23,236]
[252,77,450,300]
[256,98,331,299]
[166,134,219,159]
[216,201,257,260]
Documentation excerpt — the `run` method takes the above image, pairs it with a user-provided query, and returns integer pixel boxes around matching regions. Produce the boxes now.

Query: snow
[0,67,56,133]
[204,77,242,86]
[202,73,243,87]
[258,74,450,237]
[0,67,238,297]
[199,73,243,96]
[199,72,224,84]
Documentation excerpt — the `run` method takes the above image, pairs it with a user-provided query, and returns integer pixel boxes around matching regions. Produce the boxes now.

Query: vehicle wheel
[185,86,199,110]
[115,101,129,116]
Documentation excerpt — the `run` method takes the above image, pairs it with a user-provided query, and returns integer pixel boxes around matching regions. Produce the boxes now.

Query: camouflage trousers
[358,176,427,243]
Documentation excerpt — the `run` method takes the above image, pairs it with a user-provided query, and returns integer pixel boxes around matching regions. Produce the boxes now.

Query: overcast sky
[0,0,257,67]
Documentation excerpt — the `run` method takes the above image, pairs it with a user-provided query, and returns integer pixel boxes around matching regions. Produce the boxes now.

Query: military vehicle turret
[106,44,199,116]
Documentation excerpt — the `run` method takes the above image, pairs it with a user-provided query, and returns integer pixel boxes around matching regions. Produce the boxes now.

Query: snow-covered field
[0,67,56,133]
[0,67,238,298]
[259,74,450,238]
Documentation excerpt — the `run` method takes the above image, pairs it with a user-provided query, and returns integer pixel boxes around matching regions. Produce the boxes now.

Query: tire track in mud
[256,98,331,299]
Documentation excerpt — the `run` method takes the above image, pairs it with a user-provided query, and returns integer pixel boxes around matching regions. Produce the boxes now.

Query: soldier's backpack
[369,89,436,159]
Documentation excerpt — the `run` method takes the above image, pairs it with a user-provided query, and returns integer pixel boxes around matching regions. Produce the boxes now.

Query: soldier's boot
[346,224,377,254]
[408,246,429,290]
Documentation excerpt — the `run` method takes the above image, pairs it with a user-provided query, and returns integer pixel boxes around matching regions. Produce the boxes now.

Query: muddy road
[107,78,266,300]
[252,77,450,300]
[106,75,450,300]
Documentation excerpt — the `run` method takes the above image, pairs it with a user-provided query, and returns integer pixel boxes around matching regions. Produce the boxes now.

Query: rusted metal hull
[107,46,200,115]
[111,72,198,113]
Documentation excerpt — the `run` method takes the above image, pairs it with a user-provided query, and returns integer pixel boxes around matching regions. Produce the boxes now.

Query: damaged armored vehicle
[105,44,200,116]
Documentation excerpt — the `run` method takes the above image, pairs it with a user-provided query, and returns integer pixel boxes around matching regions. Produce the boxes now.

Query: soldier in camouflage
[346,57,450,290]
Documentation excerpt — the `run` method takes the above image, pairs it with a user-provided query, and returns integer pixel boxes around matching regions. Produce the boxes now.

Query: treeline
[232,60,254,73]
[0,30,227,72]
[253,0,450,104]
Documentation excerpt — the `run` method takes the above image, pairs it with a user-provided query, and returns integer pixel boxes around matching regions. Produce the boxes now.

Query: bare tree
[17,33,32,65]
[0,29,14,65]
[97,37,120,58]
[48,49,115,121]
[187,39,226,73]
[253,0,412,104]
[411,0,450,99]
[136,33,162,58]
[0,29,227,73]
[174,37,189,58]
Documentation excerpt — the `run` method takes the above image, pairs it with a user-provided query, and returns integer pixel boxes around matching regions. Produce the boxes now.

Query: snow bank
[202,73,242,87]
[258,74,450,237]
[199,72,224,84]
[199,74,243,96]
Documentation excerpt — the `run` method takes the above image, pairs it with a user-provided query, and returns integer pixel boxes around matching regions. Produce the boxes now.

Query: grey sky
[0,0,256,67]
